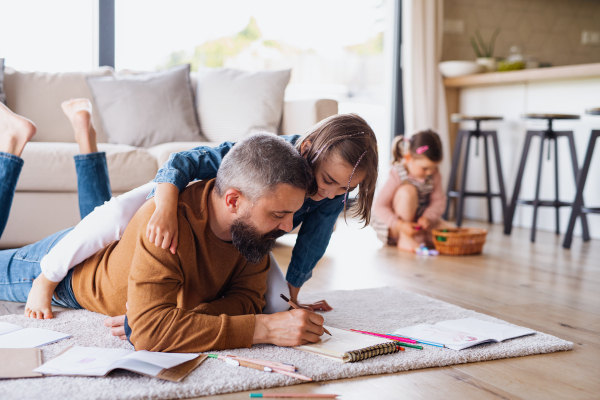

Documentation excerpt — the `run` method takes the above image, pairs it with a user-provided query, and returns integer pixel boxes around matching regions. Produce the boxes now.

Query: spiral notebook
[294,326,399,363]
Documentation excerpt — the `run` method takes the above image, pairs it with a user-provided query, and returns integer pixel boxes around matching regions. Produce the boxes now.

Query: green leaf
[475,30,488,57]
[470,37,483,58]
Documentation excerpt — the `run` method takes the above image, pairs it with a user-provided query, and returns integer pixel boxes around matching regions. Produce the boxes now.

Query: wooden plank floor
[2,219,598,399]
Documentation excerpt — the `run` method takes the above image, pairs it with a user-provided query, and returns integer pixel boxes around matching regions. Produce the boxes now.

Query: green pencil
[393,341,423,350]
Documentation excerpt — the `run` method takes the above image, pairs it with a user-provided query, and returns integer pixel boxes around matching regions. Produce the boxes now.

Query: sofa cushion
[3,67,114,143]
[147,141,219,169]
[16,143,158,192]
[87,64,203,148]
[0,58,6,105]
[197,68,291,142]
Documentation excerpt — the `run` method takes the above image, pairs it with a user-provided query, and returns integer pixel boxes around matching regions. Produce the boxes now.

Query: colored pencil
[250,394,338,398]
[210,354,311,380]
[269,368,312,381]
[394,341,423,350]
[385,335,445,348]
[349,329,417,344]
[209,354,273,372]
[280,294,332,336]
[227,355,297,372]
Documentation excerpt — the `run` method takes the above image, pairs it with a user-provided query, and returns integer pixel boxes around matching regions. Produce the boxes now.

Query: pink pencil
[269,367,313,381]
[227,355,297,372]
[350,329,417,344]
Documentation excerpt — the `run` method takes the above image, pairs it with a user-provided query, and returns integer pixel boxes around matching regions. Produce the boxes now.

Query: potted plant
[470,28,500,72]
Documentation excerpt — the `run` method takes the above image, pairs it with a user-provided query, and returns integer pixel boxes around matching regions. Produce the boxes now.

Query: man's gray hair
[214,133,313,202]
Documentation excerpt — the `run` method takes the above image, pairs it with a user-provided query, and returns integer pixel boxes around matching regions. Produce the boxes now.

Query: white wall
[457,77,600,238]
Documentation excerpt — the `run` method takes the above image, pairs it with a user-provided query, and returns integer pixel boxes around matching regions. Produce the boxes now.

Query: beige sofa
[1,67,338,248]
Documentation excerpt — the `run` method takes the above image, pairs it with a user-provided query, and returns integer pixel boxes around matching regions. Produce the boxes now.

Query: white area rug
[0,287,572,400]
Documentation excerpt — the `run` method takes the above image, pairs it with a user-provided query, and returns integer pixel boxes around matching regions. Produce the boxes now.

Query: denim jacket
[150,135,344,288]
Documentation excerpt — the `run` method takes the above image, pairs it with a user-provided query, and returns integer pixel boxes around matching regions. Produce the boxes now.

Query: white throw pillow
[196,68,291,142]
[87,64,202,148]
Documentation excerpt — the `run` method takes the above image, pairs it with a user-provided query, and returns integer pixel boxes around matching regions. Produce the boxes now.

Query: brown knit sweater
[71,179,270,352]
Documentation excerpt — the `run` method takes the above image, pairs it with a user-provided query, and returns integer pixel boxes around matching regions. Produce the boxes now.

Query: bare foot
[397,233,420,253]
[0,103,36,157]
[24,273,59,320]
[61,98,97,154]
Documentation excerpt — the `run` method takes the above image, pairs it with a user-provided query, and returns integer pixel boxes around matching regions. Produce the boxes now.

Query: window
[116,0,393,169]
[0,0,97,72]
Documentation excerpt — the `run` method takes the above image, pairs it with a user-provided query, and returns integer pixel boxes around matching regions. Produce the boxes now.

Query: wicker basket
[431,227,488,255]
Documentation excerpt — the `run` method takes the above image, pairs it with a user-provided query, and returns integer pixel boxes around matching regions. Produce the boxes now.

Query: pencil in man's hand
[280,294,332,336]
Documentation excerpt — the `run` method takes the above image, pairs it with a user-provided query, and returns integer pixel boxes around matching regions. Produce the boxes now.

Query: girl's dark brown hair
[391,129,443,164]
[295,113,378,227]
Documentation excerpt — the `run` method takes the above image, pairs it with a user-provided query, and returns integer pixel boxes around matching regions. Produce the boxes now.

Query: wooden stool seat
[451,114,503,123]
[586,108,600,115]
[523,113,580,120]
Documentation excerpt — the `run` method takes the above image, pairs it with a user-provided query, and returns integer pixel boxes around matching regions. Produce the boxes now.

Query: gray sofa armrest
[281,99,338,137]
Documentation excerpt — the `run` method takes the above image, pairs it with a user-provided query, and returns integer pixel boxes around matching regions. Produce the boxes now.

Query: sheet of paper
[437,318,535,342]
[110,358,163,376]
[393,324,483,346]
[34,346,132,376]
[0,328,71,348]
[295,326,395,359]
[123,350,199,369]
[0,322,23,336]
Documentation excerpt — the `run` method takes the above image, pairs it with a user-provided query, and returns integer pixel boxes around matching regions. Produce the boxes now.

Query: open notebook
[393,318,536,350]
[0,322,70,348]
[294,326,399,363]
[34,346,207,382]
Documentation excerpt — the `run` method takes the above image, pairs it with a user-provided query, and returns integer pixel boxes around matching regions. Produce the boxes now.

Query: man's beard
[230,214,286,264]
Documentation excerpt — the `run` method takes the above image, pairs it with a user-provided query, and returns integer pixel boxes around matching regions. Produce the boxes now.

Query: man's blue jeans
[0,151,112,307]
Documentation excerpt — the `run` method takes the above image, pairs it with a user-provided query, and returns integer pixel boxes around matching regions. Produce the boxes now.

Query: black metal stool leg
[456,133,473,227]
[565,131,591,241]
[483,134,493,223]
[505,131,536,235]
[531,134,547,242]
[553,137,560,234]
[563,131,599,248]
[444,130,466,220]
[490,131,508,227]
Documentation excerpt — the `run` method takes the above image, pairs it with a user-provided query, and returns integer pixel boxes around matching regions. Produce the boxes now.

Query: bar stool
[563,108,600,248]
[443,115,508,227]
[504,114,590,242]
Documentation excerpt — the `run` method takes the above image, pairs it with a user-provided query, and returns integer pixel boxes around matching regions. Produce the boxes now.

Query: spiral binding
[347,342,399,362]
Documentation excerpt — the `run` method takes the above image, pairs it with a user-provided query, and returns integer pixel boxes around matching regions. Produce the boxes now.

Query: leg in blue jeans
[0,228,76,306]
[75,152,112,219]
[0,152,24,238]
[0,152,111,307]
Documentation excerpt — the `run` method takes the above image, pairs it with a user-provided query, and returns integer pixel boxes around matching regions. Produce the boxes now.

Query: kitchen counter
[444,62,600,88]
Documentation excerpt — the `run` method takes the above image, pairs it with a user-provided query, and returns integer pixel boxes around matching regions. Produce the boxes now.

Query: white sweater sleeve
[40,182,157,282]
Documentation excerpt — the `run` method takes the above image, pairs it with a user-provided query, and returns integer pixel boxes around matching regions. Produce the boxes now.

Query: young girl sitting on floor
[371,129,448,252]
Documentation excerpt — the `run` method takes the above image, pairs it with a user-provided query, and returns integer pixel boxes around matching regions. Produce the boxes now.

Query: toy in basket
[432,228,488,255]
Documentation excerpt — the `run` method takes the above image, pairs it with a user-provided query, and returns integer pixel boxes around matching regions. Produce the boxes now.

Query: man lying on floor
[0,133,326,352]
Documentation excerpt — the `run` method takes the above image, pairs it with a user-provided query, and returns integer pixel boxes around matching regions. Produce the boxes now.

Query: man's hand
[146,183,180,254]
[104,314,127,340]
[103,303,128,340]
[253,309,325,346]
